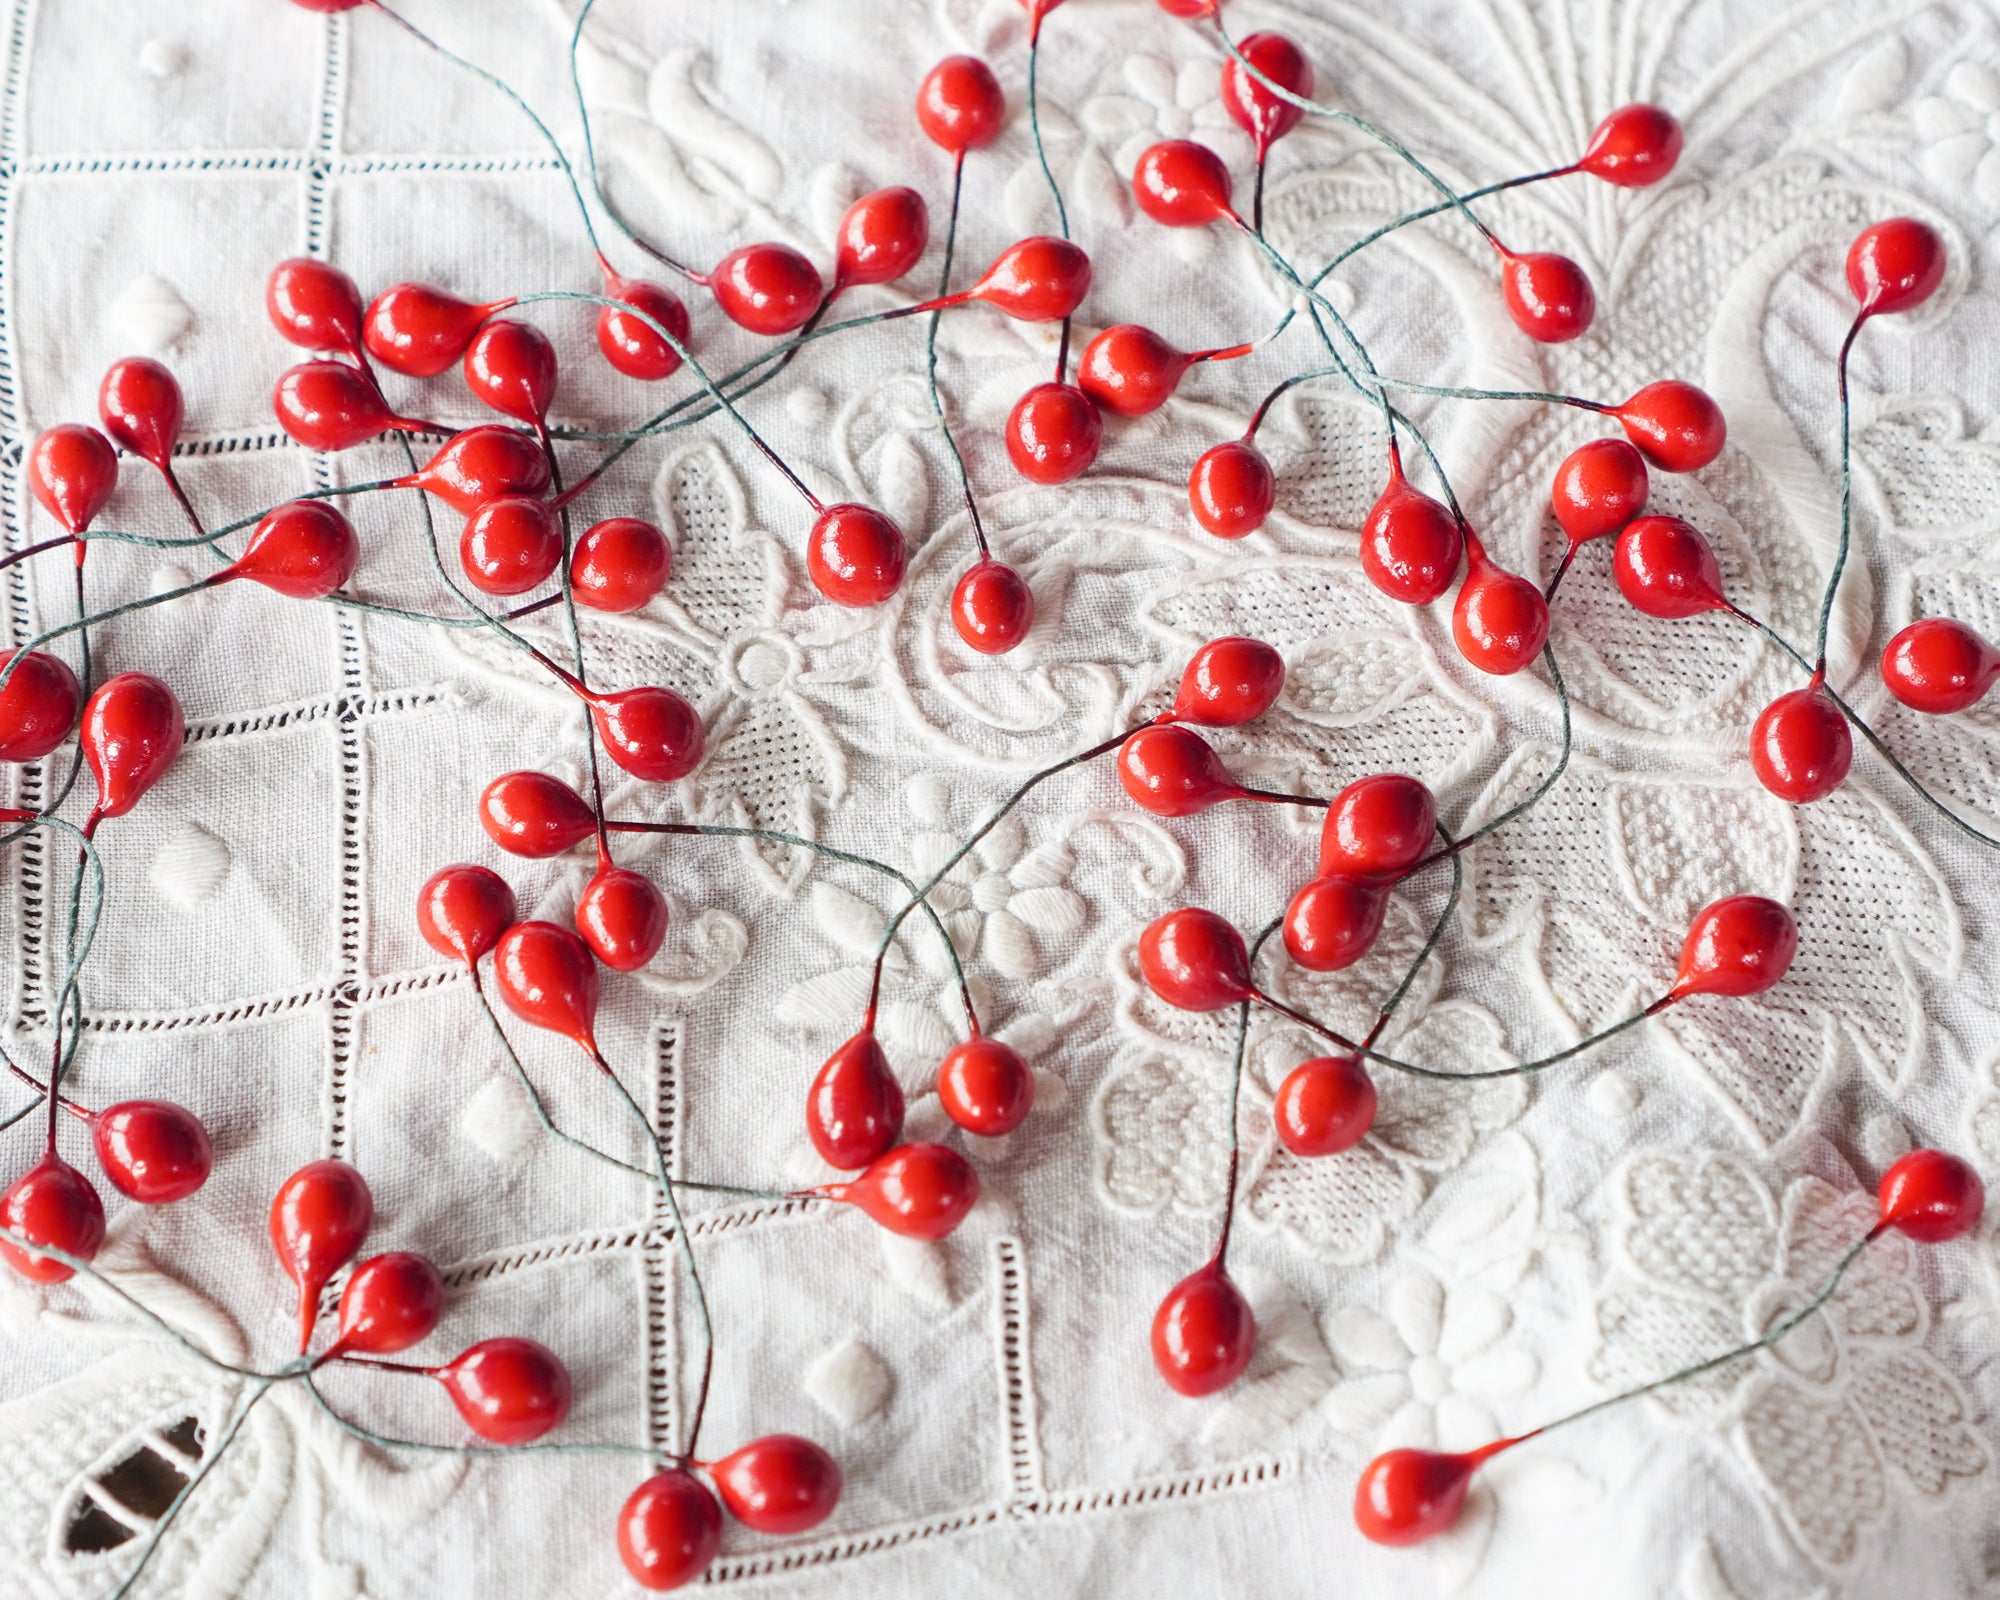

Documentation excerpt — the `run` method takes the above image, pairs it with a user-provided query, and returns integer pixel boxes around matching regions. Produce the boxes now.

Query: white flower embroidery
[1914,63,2000,208]
[907,813,1088,980]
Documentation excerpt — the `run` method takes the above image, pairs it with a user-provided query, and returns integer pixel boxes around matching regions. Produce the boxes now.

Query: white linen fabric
[2,1,1999,1596]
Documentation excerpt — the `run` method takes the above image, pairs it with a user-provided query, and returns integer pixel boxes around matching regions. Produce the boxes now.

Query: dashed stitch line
[993,1236,1044,1503]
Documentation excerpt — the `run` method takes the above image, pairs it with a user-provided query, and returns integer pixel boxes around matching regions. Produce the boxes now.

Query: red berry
[619,1470,722,1592]
[1078,324,1193,416]
[917,56,1006,156]
[1151,1259,1255,1396]
[1138,907,1253,1011]
[92,1100,213,1204]
[709,1435,842,1534]
[267,257,366,360]
[334,1251,445,1356]
[709,243,824,336]
[965,237,1093,322]
[572,517,671,613]
[937,1036,1035,1137]
[269,1159,373,1353]
[1361,471,1461,603]
[459,495,561,596]
[834,187,930,292]
[0,1155,106,1283]
[808,504,907,607]
[0,649,81,763]
[1551,438,1648,543]
[1578,105,1683,187]
[1170,636,1284,726]
[1319,773,1436,880]
[1453,548,1549,675]
[417,863,518,965]
[588,686,706,783]
[1220,32,1313,157]
[1134,140,1237,228]
[1878,1149,1984,1243]
[1750,684,1852,804]
[575,863,669,972]
[222,500,360,599]
[826,1143,979,1240]
[1274,1055,1376,1156]
[98,357,184,473]
[1498,249,1595,342]
[807,1030,906,1170]
[395,425,551,513]
[1612,514,1727,618]
[272,361,407,452]
[1881,618,2000,715]
[1283,875,1390,972]
[479,771,596,858]
[438,1337,572,1445]
[1847,218,1946,317]
[1118,725,1245,817]
[1354,1448,1481,1545]
[1615,381,1725,472]
[1155,0,1216,14]
[1006,383,1102,485]
[364,282,509,378]
[596,271,690,382]
[1188,439,1274,537]
[80,672,184,831]
[465,319,557,426]
[494,921,601,1052]
[951,560,1036,655]
[1671,895,1797,1000]
[28,424,118,534]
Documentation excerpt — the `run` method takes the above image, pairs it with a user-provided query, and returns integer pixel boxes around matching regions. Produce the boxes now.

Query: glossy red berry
[964,238,1093,322]
[1847,218,1946,317]
[267,257,366,360]
[1613,514,1727,618]
[92,1100,213,1204]
[494,922,601,1052]
[1274,1055,1376,1156]
[1878,1149,1984,1243]
[80,672,184,832]
[438,1337,572,1445]
[1118,725,1245,817]
[28,424,118,534]
[1155,0,1216,14]
[272,361,411,452]
[1138,907,1253,1012]
[1188,439,1274,537]
[1170,637,1285,726]
[1319,773,1436,880]
[588,686,705,782]
[825,1143,979,1240]
[1078,325,1193,417]
[396,425,552,514]
[1615,381,1725,472]
[0,1155,106,1283]
[572,518,671,613]
[364,282,510,378]
[710,1435,842,1534]
[1881,618,2000,714]
[98,357,184,473]
[1551,438,1648,543]
[808,504,907,607]
[1453,544,1550,675]
[808,1031,905,1170]
[1750,684,1852,804]
[1151,1260,1255,1396]
[417,863,518,965]
[1220,32,1312,157]
[479,771,596,858]
[459,495,562,596]
[465,319,557,426]
[1670,895,1797,1000]
[1134,140,1237,228]
[1006,383,1101,485]
[334,1251,445,1356]
[937,1036,1035,1137]
[1283,874,1390,972]
[221,500,360,599]
[596,268,690,382]
[1354,1448,1483,1545]
[0,649,81,763]
[709,243,824,336]
[951,560,1036,655]
[575,863,669,972]
[269,1159,373,1353]
[835,187,930,292]
[1361,468,1461,603]
[1498,249,1595,343]
[917,55,1006,155]
[619,1470,723,1592]
[1578,105,1683,187]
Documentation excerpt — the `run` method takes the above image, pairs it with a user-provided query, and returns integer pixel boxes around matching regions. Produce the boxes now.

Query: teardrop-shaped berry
[459,495,562,596]
[1577,104,1682,187]
[494,922,601,1051]
[1134,140,1236,228]
[437,1337,572,1444]
[1151,1259,1255,1395]
[1551,438,1648,543]
[1220,32,1312,156]
[364,282,511,377]
[1283,875,1390,972]
[395,425,551,514]
[807,1031,905,1170]
[936,1036,1035,1137]
[596,270,691,383]
[619,1470,723,1592]
[267,257,366,359]
[221,500,360,599]
[465,319,558,425]
[1453,550,1549,675]
[1118,725,1245,817]
[1354,1448,1484,1545]
[1319,773,1436,880]
[808,504,907,607]
[1615,381,1725,472]
[572,517,672,613]
[916,55,1006,155]
[589,686,705,783]
[272,361,408,452]
[575,863,669,973]
[1612,514,1727,618]
[951,560,1036,655]
[0,1154,106,1283]
[1750,685,1852,804]
[28,424,119,534]
[1670,895,1797,1000]
[1138,907,1252,1011]
[709,1435,842,1534]
[834,187,929,292]
[417,863,518,965]
[92,1100,213,1204]
[1847,218,1946,317]
[825,1143,979,1240]
[479,771,596,858]
[98,357,184,473]
[1077,325,1193,417]
[1188,439,1275,538]
[1878,1149,1984,1243]
[334,1251,445,1356]
[1361,476,1461,603]
[709,243,824,336]
[1498,250,1595,342]
[1274,1055,1376,1156]
[966,238,1092,321]
[269,1159,373,1352]
[0,649,81,763]
[1005,383,1101,484]
[1169,637,1284,726]
[81,672,184,831]
[1880,617,2000,714]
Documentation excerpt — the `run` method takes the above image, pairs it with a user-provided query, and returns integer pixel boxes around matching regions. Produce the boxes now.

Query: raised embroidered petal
[1318,1371,1410,1434]
[803,1338,892,1427]
[1079,93,1155,143]
[1913,96,1982,142]
[1122,55,1177,110]
[1009,840,1075,890]
[1433,1392,1499,1454]
[1976,147,2000,209]
[976,813,1027,874]
[1324,1305,1411,1372]
[1435,1285,1511,1365]
[1387,1271,1445,1358]
[1923,129,1987,185]
[1946,59,2000,112]
[1007,883,1087,943]
[983,911,1038,979]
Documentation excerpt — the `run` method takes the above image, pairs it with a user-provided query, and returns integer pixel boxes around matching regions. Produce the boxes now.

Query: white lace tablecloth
[4,1,2000,1595]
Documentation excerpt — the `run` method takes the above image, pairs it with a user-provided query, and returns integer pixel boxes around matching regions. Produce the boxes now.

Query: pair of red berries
[618,1434,842,1590]
[1115,639,1290,815]
[1284,774,1436,975]
[808,1027,1034,1167]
